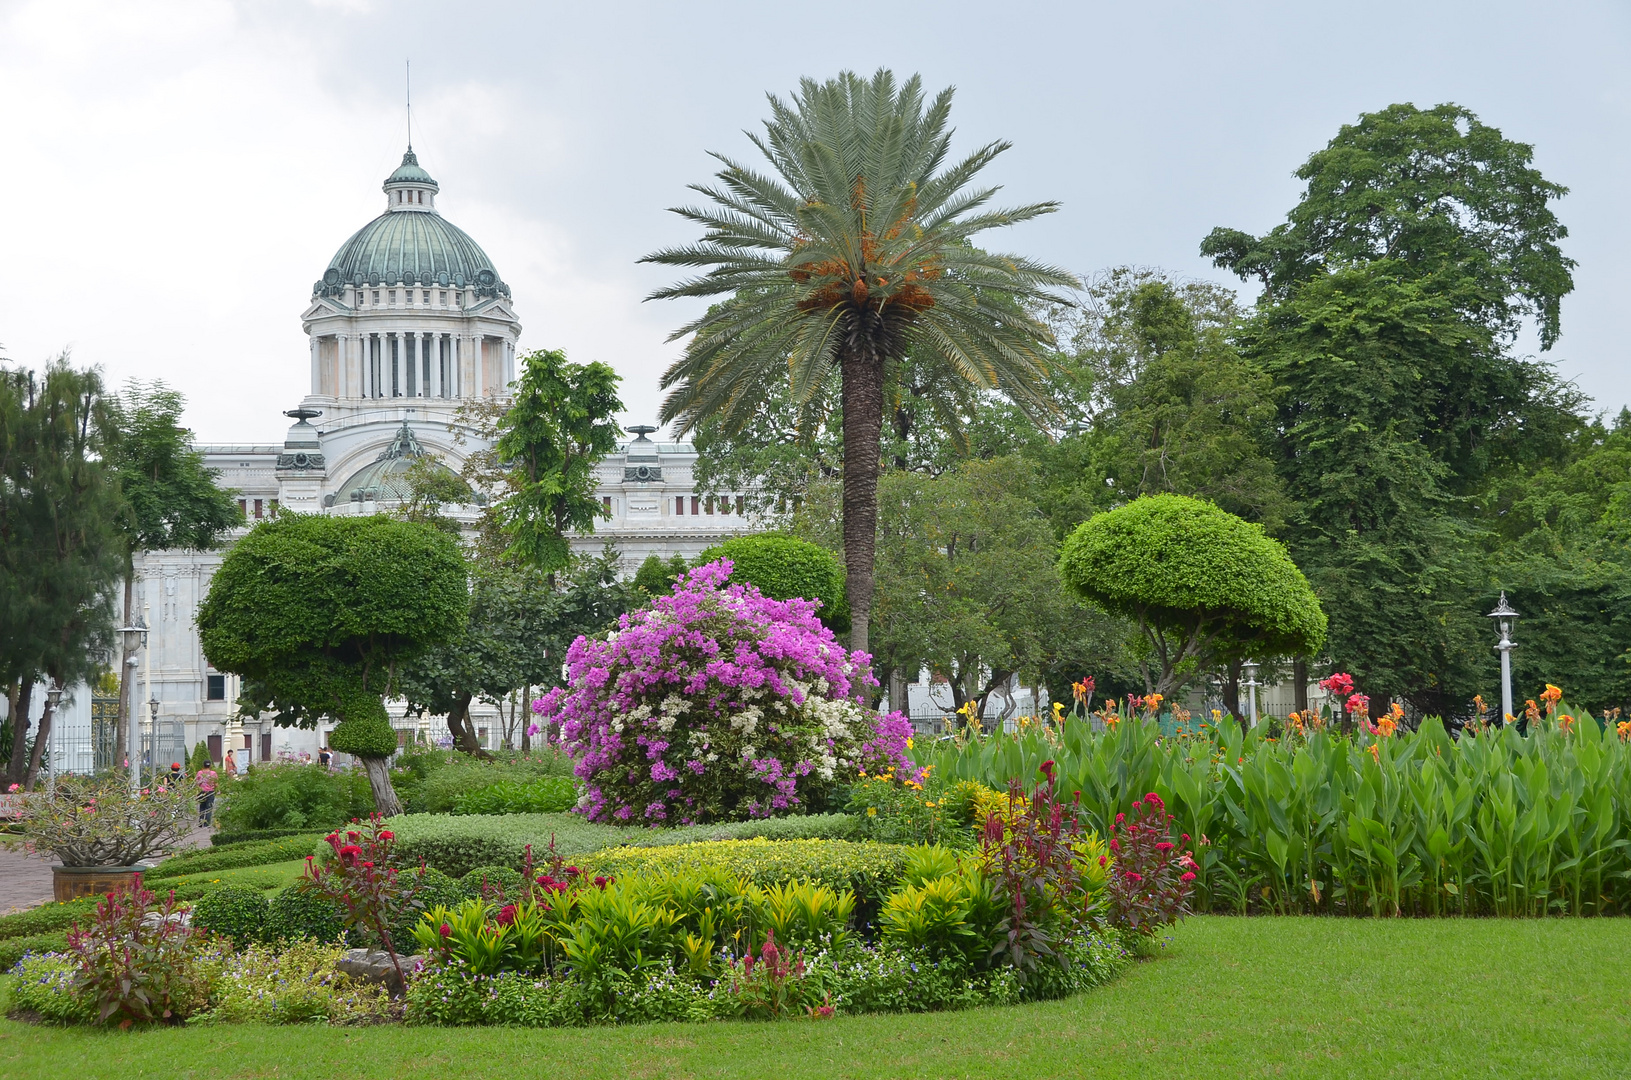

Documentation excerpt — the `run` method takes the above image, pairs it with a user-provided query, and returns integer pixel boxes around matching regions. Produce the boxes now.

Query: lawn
[153,859,311,894]
[4,916,1627,1079]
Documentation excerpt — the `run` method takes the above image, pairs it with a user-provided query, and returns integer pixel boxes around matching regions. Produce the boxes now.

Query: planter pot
[51,862,157,903]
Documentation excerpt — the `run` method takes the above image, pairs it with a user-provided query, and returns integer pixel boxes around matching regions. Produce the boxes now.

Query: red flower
[439,922,451,937]
[1124,871,1143,883]
[1099,855,1107,867]
[1181,834,1190,844]
[1039,760,1056,781]
[377,830,394,841]
[1155,841,1174,853]
[360,861,375,869]
[1180,871,1196,883]
[1109,838,1120,853]
[1143,792,1164,810]
[564,866,581,877]
[496,904,517,926]
[1115,813,1125,825]
[346,831,360,842]
[593,876,609,889]
[338,844,363,863]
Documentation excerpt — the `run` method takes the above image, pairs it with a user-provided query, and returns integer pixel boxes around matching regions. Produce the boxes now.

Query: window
[391,290,398,305]
[675,496,685,515]
[691,496,701,515]
[253,498,263,519]
[602,496,612,512]
[423,290,431,304]
[456,292,463,307]
[237,498,247,518]
[736,495,745,515]
[439,290,447,305]
[269,499,279,516]
[372,290,380,305]
[206,674,226,701]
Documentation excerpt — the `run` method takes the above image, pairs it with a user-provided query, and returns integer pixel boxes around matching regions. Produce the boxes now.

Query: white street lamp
[1242,660,1261,729]
[44,683,64,794]
[1489,593,1518,724]
[116,620,148,787]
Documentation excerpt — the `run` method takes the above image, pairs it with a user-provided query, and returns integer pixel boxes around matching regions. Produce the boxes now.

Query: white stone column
[309,336,319,396]
[431,335,443,399]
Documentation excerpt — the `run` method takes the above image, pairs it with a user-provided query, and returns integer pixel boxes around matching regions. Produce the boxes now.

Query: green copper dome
[314,148,510,300]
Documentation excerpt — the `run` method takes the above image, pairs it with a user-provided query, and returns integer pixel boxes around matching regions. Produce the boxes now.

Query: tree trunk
[1222,659,1241,721]
[23,693,55,791]
[1293,659,1309,714]
[5,680,34,789]
[447,692,490,758]
[360,755,403,818]
[519,686,532,754]
[116,575,133,769]
[839,343,884,657]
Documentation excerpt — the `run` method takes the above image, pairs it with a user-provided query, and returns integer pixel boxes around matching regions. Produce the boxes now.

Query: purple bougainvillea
[530,560,919,823]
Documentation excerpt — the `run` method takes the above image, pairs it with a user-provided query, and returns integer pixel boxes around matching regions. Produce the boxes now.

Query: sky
[0,0,1626,444]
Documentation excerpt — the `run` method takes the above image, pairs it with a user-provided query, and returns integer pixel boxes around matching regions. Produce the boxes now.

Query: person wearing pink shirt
[196,765,218,825]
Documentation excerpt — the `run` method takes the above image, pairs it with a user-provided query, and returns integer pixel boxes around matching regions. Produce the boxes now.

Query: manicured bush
[189,884,270,948]
[396,751,575,815]
[264,884,348,945]
[9,953,95,1025]
[147,834,328,880]
[580,838,911,905]
[533,561,916,823]
[386,811,861,877]
[215,763,374,833]
[695,534,849,632]
[452,777,577,815]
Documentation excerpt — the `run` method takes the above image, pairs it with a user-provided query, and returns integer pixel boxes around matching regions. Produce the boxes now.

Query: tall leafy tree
[0,359,124,789]
[1207,104,1582,713]
[106,382,241,766]
[490,348,623,578]
[198,514,466,816]
[644,69,1077,653]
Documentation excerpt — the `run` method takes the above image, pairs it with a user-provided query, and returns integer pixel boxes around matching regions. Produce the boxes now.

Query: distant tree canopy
[1059,495,1326,697]
[198,513,466,815]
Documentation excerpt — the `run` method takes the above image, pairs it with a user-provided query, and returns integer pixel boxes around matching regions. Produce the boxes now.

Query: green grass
[4,917,1629,1078]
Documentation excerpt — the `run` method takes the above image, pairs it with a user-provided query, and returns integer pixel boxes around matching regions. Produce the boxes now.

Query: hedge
[579,838,911,904]
[0,930,69,969]
[212,827,323,846]
[148,834,327,881]
[387,812,860,877]
[0,897,98,942]
[190,884,269,947]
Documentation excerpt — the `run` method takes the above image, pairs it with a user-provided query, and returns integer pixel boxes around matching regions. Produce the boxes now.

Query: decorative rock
[337,948,424,997]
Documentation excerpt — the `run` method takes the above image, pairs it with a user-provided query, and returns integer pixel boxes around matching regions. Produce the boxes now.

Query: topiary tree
[695,534,849,633]
[197,514,466,817]
[1058,494,1326,697]
[631,552,690,598]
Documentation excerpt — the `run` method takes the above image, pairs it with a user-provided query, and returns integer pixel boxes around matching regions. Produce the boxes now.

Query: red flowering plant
[978,761,1091,979]
[299,814,426,990]
[720,929,821,1019]
[1104,793,1196,938]
[66,875,213,1026]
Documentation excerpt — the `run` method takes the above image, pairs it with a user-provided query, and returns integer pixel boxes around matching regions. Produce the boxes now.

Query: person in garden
[224,749,238,777]
[196,763,218,825]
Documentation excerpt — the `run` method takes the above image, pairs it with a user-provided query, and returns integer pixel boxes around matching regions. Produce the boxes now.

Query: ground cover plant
[916,693,1631,915]
[5,918,1629,1078]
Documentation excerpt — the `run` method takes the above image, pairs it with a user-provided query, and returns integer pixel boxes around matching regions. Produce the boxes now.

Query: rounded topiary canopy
[696,533,849,633]
[1059,494,1326,662]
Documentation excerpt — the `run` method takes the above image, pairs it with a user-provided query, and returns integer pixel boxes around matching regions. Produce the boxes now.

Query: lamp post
[1489,593,1518,724]
[44,683,64,795]
[1242,660,1261,729]
[144,696,160,789]
[417,711,430,747]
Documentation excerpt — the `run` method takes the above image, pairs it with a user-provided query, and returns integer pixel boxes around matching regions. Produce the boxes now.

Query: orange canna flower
[1540,684,1563,714]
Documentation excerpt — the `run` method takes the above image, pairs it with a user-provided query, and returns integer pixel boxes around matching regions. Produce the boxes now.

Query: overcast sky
[1,0,1626,444]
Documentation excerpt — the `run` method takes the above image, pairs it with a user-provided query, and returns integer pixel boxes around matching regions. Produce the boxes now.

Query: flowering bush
[1104,793,1196,937]
[66,876,215,1025]
[7,773,200,867]
[532,560,917,823]
[9,952,96,1024]
[200,939,390,1024]
[298,815,426,988]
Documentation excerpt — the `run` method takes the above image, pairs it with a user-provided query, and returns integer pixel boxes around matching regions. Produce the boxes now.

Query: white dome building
[40,145,753,776]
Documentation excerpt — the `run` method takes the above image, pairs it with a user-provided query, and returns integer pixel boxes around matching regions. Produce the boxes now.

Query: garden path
[0,821,215,913]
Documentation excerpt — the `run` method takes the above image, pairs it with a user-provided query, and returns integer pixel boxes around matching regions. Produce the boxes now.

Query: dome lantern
[383,145,439,212]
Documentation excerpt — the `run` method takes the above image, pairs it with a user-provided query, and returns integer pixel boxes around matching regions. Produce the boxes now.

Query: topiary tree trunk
[326,692,403,819]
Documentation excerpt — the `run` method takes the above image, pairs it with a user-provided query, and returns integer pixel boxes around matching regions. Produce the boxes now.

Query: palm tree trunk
[840,344,884,656]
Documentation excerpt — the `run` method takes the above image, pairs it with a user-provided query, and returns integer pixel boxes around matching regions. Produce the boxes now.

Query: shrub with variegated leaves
[531,560,916,823]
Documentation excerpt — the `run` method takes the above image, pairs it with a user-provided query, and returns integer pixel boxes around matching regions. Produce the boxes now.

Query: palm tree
[644,69,1077,654]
